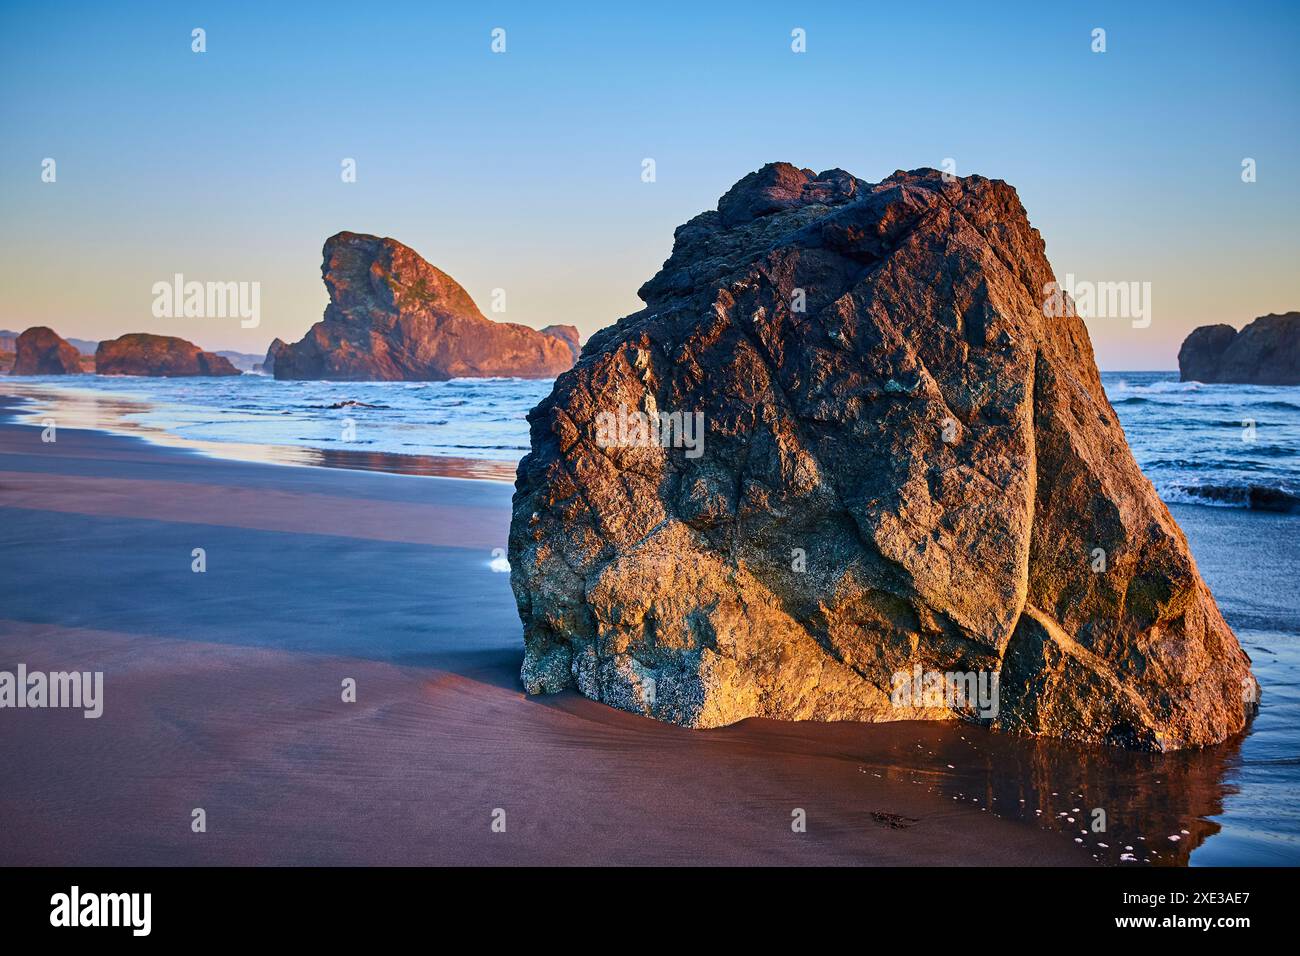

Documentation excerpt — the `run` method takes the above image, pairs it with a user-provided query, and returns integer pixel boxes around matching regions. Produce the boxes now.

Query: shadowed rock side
[273,232,578,381]
[509,162,1257,751]
[1178,313,1300,385]
[257,337,285,375]
[96,334,241,377]
[13,327,84,375]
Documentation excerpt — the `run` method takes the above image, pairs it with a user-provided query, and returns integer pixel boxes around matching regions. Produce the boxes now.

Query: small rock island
[96,333,241,377]
[1178,312,1300,385]
[13,327,85,375]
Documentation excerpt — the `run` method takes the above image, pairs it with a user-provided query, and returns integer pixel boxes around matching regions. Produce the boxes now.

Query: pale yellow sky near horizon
[4,4,1297,371]
[2,210,1295,371]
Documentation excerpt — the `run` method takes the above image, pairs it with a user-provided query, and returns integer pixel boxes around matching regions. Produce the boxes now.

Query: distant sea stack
[12,326,84,374]
[1178,312,1300,385]
[540,325,581,362]
[273,232,579,381]
[5,329,96,357]
[256,338,285,375]
[509,162,1256,751]
[95,333,241,377]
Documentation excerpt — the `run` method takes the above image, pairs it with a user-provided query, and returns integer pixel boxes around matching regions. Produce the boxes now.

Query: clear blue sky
[2,0,1297,368]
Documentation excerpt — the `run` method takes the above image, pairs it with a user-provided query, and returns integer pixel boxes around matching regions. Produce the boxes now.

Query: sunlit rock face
[95,333,239,377]
[273,232,578,382]
[509,162,1257,750]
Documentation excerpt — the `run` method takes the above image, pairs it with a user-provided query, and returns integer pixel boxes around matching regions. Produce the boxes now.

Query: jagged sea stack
[273,232,579,381]
[508,163,1256,750]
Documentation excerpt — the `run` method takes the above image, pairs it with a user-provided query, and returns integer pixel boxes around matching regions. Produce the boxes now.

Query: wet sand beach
[1,393,1294,866]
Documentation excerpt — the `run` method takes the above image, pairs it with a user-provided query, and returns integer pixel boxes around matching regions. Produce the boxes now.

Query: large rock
[95,333,241,376]
[12,327,84,374]
[274,232,578,381]
[509,162,1257,751]
[1178,313,1300,385]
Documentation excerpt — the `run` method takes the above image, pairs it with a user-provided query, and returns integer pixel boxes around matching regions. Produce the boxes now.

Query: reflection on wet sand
[920,722,1239,865]
[704,715,1242,866]
[2,383,518,482]
[0,383,1266,865]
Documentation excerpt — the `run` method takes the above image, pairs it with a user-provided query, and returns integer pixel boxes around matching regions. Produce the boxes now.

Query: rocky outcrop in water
[540,325,581,362]
[272,232,578,381]
[13,327,84,375]
[508,162,1257,751]
[95,333,241,377]
[1178,313,1300,385]
[256,338,285,375]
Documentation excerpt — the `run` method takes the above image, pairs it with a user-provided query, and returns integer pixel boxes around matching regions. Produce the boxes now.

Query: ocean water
[4,373,553,467]
[1105,371,1300,512]
[5,370,1298,510]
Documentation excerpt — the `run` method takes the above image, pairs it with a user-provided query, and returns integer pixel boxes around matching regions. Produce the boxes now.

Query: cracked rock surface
[509,163,1256,749]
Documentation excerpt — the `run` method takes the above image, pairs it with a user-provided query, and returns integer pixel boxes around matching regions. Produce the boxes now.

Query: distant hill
[214,351,263,371]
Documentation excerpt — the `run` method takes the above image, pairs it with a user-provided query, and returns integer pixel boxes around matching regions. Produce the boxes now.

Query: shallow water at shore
[1,396,1297,864]
[926,503,1300,866]
[4,371,1298,512]
[0,373,544,481]
[0,383,518,481]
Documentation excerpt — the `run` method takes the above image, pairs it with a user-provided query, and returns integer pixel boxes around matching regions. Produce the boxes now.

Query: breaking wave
[1104,371,1300,511]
